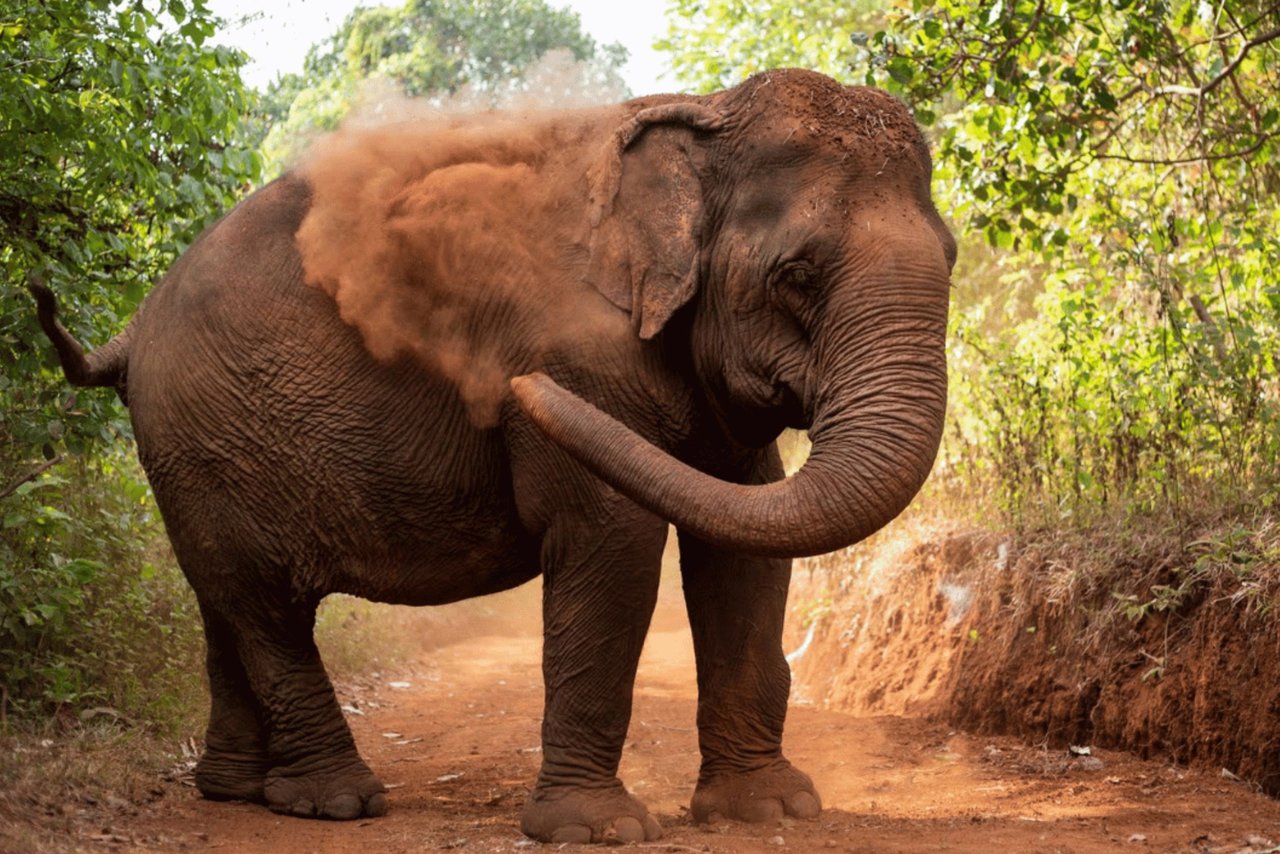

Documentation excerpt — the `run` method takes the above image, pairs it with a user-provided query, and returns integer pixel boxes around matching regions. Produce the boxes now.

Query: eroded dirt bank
[789,522,1280,800]
[40,570,1280,853]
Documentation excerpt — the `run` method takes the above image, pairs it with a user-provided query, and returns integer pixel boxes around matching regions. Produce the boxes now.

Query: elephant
[32,68,955,843]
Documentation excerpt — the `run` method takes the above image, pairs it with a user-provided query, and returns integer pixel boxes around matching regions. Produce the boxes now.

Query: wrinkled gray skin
[34,69,955,843]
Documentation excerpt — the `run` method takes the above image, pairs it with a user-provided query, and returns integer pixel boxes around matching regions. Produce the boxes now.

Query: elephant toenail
[550,824,593,844]
[740,798,784,823]
[291,798,316,817]
[643,815,664,840]
[609,816,645,843]
[786,790,821,818]
[325,793,361,820]
[365,792,389,816]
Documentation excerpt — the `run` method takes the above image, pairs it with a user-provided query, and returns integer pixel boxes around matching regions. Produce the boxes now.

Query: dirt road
[88,590,1280,854]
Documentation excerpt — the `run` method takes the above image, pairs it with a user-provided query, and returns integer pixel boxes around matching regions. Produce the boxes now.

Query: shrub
[1,451,204,734]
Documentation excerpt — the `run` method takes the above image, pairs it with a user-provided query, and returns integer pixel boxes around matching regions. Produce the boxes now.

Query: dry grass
[314,582,543,682]
[894,473,1280,623]
[0,721,189,853]
[1006,501,1280,631]
[790,484,1280,678]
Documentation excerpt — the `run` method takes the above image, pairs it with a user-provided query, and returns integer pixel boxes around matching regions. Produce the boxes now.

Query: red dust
[295,105,633,426]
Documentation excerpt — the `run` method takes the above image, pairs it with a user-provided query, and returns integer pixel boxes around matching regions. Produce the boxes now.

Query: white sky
[205,0,676,96]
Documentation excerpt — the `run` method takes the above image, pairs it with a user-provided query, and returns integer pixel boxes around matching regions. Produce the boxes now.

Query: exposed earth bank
[789,520,1280,799]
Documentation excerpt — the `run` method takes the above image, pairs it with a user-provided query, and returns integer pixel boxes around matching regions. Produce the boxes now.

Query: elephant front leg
[520,506,668,844]
[678,530,822,824]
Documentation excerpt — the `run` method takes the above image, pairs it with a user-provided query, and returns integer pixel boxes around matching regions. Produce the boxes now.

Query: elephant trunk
[510,279,948,558]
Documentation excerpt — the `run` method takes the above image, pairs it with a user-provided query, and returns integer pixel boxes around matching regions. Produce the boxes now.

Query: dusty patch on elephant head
[295,103,633,427]
[727,69,924,155]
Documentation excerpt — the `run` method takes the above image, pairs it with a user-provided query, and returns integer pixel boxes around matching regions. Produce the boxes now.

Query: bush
[0,451,204,734]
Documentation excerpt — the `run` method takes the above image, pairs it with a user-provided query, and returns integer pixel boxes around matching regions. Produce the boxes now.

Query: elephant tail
[29,276,132,406]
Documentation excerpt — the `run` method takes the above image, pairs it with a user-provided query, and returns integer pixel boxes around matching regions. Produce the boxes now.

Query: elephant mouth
[720,380,806,448]
[776,381,807,429]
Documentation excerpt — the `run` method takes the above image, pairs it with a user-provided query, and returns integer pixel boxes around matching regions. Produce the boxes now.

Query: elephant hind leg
[183,550,386,820]
[229,588,387,820]
[193,601,269,803]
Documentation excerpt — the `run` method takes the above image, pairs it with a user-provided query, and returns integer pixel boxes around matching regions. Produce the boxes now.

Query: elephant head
[513,69,956,558]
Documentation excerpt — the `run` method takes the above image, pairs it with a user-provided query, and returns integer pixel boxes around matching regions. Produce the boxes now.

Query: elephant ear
[586,103,724,340]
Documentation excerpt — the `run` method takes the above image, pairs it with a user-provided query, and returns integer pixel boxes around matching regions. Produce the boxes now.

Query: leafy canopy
[856,0,1280,250]
[658,0,873,91]
[1,0,259,460]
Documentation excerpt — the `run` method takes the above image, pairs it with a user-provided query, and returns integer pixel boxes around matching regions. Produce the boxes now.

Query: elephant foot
[691,759,822,824]
[195,748,268,803]
[263,757,388,820]
[521,784,663,844]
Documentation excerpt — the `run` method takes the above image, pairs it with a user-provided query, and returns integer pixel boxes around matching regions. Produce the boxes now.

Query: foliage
[854,0,1280,247]
[1,0,259,478]
[658,0,876,91]
[855,0,1280,518]
[1,454,204,729]
[662,0,1280,522]
[0,0,257,722]
[257,0,628,174]
[2,0,259,454]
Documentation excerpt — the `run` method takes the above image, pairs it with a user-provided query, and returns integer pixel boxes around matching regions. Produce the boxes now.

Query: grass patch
[0,720,188,853]
[315,595,420,680]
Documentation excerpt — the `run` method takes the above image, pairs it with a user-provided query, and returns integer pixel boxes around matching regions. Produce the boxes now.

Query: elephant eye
[769,262,822,320]
[776,262,820,295]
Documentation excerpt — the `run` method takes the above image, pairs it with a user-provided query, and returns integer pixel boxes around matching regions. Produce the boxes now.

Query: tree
[658,0,872,92]
[1,0,259,460]
[0,0,258,715]
[258,0,628,174]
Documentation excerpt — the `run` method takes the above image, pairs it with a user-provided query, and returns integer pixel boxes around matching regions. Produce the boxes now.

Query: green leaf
[1093,83,1117,111]
[887,56,915,85]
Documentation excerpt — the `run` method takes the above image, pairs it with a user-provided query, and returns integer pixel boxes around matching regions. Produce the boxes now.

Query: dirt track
[82,587,1280,854]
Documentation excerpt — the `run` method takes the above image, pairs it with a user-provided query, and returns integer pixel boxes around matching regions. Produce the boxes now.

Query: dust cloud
[295,51,635,425]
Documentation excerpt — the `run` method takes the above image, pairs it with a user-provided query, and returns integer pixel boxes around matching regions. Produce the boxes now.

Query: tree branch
[1148,24,1280,98]
[1095,129,1280,165]
[0,455,65,501]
